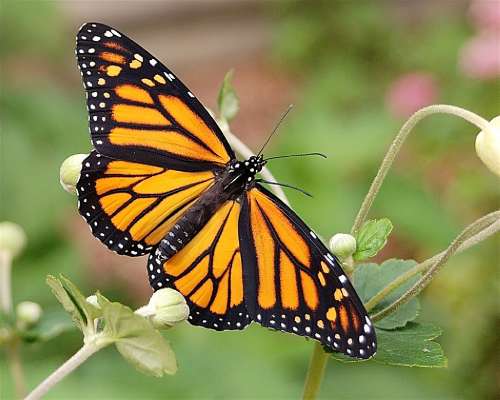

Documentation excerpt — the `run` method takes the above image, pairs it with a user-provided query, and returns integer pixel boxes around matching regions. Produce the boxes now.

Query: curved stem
[25,341,103,400]
[351,104,495,234]
[365,212,500,312]
[372,211,500,321]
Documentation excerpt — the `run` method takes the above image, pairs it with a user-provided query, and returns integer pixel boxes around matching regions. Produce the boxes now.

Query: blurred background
[1,1,499,399]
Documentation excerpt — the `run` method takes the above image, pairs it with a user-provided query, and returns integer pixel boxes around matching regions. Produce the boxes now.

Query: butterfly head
[226,155,266,190]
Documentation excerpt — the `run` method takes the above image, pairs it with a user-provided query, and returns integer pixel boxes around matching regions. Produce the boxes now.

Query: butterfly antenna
[256,104,294,156]
[256,179,313,198]
[264,152,327,161]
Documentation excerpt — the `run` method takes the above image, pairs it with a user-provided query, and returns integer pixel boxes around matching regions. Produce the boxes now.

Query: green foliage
[330,322,446,368]
[331,259,447,368]
[217,70,239,122]
[353,259,420,329]
[20,310,74,343]
[353,219,393,261]
[47,275,177,377]
[98,294,177,376]
[375,323,447,368]
[46,275,100,334]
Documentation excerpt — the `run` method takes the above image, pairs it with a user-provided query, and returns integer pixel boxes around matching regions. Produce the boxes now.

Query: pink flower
[459,32,500,79]
[385,72,439,118]
[469,0,500,32]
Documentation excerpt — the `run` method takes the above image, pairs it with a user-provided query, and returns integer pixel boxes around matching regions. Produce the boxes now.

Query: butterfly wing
[148,200,250,330]
[239,185,377,359]
[77,151,216,256]
[76,22,234,171]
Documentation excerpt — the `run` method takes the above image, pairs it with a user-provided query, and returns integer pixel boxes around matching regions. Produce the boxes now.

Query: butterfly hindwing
[76,22,235,171]
[148,200,251,330]
[77,150,215,255]
[239,185,377,359]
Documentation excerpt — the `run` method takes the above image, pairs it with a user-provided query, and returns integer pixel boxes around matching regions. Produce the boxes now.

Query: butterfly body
[155,155,266,261]
[75,22,377,359]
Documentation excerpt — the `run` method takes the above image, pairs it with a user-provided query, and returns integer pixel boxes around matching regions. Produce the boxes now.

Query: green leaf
[330,323,447,368]
[353,218,393,261]
[375,323,447,367]
[46,275,100,332]
[21,310,75,343]
[353,259,420,329]
[46,275,84,331]
[98,294,177,377]
[217,70,239,121]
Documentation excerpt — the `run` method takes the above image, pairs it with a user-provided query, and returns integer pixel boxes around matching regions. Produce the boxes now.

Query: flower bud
[86,295,100,309]
[0,222,27,258]
[16,301,42,328]
[59,154,88,194]
[136,288,189,329]
[329,233,357,260]
[475,116,500,177]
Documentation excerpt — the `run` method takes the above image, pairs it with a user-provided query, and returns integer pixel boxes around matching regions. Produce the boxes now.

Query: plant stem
[24,341,103,400]
[302,344,329,400]
[351,104,496,234]
[0,250,28,399]
[0,251,13,313]
[365,212,500,312]
[301,104,496,400]
[372,211,500,321]
[5,340,27,399]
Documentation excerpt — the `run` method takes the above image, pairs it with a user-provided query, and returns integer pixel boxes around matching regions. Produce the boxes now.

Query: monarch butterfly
[75,22,376,359]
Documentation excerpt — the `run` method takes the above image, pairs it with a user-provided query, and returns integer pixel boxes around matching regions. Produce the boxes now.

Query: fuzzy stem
[351,104,496,234]
[1,250,27,398]
[365,212,500,312]
[6,340,27,399]
[0,251,13,313]
[301,105,496,400]
[371,211,500,321]
[24,341,104,400]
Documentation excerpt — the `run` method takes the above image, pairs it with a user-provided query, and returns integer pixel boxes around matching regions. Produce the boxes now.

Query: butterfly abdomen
[156,175,235,261]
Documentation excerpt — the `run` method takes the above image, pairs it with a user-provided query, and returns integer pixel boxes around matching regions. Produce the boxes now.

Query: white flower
[0,222,27,258]
[475,116,500,177]
[329,233,357,260]
[16,301,43,327]
[136,288,189,329]
[59,154,88,194]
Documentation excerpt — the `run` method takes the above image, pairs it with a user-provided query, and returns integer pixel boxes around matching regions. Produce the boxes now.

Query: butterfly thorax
[223,155,266,197]
[155,155,265,262]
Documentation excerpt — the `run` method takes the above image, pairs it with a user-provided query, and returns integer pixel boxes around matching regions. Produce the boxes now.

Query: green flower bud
[0,221,27,258]
[476,116,500,177]
[136,288,189,329]
[86,295,100,309]
[59,154,88,194]
[329,233,357,260]
[16,301,42,328]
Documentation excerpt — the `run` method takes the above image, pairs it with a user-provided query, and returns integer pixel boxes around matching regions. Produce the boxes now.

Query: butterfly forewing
[76,22,234,171]
[77,151,215,255]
